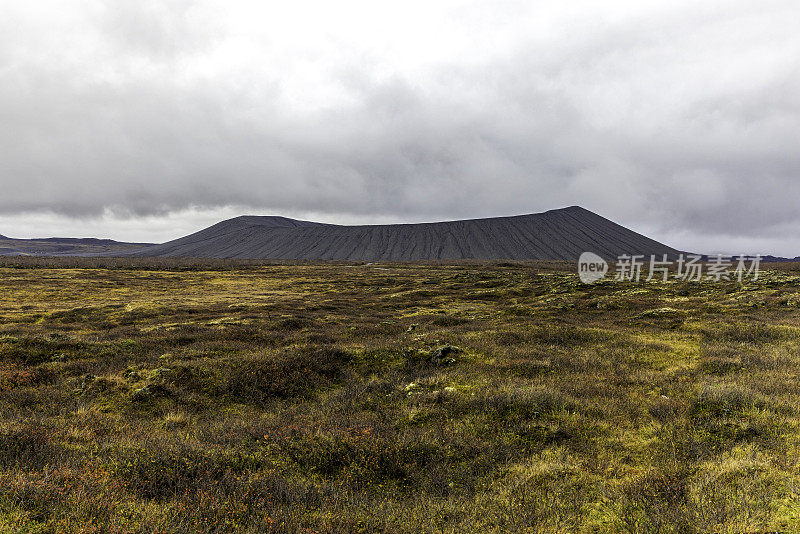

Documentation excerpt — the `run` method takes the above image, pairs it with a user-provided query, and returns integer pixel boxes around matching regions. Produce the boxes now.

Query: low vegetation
[2,259,800,532]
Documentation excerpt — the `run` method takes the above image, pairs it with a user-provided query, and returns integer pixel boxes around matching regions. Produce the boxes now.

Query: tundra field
[3,259,800,532]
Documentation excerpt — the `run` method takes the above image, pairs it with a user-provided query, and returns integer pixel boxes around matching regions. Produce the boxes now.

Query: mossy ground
[2,260,800,532]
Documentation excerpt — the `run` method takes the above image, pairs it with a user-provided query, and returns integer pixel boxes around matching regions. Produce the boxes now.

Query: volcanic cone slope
[133,206,681,261]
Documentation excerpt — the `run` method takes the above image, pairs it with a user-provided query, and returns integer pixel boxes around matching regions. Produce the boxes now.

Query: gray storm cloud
[0,0,798,253]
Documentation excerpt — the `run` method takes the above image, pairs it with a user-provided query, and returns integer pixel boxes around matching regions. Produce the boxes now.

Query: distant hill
[760,255,800,263]
[0,235,154,256]
[129,206,681,261]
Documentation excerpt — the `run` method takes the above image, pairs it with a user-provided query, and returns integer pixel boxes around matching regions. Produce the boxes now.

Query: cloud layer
[1,1,798,253]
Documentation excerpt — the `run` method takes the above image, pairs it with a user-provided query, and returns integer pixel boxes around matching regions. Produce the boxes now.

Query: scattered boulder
[131,383,170,402]
[429,345,460,365]
[124,367,142,381]
[150,367,172,380]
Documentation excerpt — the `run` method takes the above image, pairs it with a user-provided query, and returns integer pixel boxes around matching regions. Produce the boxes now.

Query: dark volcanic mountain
[0,236,154,256]
[132,206,681,261]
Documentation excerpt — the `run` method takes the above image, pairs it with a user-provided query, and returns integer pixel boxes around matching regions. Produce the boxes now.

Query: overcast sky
[1,1,798,254]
